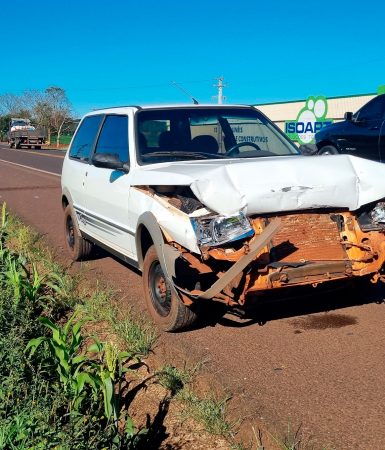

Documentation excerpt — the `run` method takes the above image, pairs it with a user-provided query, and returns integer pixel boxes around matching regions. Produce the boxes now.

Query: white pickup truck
[61,104,385,331]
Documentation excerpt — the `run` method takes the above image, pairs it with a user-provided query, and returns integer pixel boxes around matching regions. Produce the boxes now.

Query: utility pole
[213,76,226,104]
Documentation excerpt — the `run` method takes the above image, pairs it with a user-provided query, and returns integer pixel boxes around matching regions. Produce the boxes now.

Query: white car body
[61,104,385,330]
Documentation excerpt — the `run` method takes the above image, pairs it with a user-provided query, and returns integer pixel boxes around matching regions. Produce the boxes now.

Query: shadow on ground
[193,279,385,331]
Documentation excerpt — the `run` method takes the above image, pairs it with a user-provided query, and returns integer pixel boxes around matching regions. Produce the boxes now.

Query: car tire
[143,245,199,332]
[64,205,93,261]
[318,145,339,155]
[35,146,41,150]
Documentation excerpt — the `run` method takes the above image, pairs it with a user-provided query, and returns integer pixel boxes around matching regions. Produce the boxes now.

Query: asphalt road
[1,143,385,450]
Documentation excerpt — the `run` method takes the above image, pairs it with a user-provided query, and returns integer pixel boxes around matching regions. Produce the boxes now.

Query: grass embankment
[0,205,234,449]
[0,204,334,450]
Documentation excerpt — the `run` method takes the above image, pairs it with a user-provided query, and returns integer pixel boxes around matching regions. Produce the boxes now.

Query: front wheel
[318,145,339,155]
[143,245,199,331]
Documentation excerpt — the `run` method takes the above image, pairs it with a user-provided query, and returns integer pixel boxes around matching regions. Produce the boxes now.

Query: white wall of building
[255,93,376,132]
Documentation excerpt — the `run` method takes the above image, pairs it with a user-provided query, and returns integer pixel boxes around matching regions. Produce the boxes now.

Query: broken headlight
[191,212,254,247]
[370,202,385,223]
[358,201,385,231]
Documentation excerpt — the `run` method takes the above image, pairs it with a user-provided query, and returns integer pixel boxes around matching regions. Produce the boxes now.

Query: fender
[136,212,180,283]
[61,187,74,209]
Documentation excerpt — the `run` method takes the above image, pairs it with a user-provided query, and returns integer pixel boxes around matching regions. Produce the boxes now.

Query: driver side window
[94,115,129,163]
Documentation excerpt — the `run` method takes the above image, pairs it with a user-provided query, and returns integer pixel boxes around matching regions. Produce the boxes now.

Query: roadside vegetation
[0,204,233,449]
[0,204,148,448]
[0,203,334,450]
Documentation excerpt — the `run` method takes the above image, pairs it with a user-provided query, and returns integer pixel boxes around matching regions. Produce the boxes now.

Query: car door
[343,96,385,161]
[62,114,104,224]
[83,114,135,257]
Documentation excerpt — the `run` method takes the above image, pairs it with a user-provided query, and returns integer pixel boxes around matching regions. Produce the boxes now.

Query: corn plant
[25,312,98,412]
[22,263,46,303]
[4,254,25,307]
[2,254,48,314]
[0,204,9,273]
[25,314,144,436]
[0,203,7,237]
[87,339,143,424]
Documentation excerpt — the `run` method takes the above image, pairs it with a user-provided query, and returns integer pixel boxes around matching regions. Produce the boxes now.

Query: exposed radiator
[270,213,347,263]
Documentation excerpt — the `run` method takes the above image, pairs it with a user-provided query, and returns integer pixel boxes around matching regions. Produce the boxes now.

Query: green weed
[157,362,199,396]
[179,389,234,437]
[252,425,335,450]
[112,312,157,357]
[80,287,157,357]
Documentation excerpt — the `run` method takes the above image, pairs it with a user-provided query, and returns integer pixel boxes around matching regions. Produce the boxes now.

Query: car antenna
[171,81,199,104]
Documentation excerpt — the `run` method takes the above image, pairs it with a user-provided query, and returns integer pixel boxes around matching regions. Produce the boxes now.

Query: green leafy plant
[0,203,7,238]
[25,312,96,411]
[25,313,147,446]
[87,339,144,424]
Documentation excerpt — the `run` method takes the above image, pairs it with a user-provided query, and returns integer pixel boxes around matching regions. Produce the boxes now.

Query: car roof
[86,104,255,116]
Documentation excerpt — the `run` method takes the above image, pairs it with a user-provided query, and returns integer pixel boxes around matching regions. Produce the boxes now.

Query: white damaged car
[61,105,385,331]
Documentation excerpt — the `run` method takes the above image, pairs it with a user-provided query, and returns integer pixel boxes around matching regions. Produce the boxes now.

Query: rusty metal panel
[270,213,346,262]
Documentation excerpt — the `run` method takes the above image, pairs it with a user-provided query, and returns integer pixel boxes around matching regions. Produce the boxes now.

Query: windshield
[136,107,299,164]
[12,120,30,127]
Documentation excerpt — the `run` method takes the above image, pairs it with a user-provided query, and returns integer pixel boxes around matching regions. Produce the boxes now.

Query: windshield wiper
[143,151,226,160]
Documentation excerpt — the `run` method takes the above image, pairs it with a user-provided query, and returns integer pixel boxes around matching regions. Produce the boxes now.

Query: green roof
[254,92,377,106]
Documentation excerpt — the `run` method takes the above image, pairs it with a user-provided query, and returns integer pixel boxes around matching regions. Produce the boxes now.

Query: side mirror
[91,153,129,172]
[344,111,353,121]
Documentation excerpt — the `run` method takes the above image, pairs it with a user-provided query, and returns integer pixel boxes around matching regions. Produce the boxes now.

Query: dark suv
[315,94,385,161]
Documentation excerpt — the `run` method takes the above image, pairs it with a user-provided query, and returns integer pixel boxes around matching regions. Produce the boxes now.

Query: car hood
[130,155,385,216]
[316,120,346,138]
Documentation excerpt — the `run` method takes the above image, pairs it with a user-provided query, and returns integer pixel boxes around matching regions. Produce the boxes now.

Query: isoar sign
[285,96,333,144]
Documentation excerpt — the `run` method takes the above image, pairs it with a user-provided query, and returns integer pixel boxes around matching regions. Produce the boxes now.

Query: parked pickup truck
[8,118,45,149]
[315,94,385,161]
[61,104,385,331]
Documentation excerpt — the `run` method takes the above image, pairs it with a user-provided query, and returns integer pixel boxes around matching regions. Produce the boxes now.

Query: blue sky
[2,0,385,116]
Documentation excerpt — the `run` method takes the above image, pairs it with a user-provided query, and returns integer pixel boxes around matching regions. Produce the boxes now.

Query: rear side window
[69,115,103,160]
[94,115,129,163]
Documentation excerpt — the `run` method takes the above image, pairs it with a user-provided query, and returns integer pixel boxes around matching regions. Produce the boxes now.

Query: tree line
[0,86,76,147]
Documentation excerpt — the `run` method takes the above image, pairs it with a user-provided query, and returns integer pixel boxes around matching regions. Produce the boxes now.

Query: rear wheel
[143,245,199,331]
[318,145,339,155]
[35,145,41,150]
[64,205,93,260]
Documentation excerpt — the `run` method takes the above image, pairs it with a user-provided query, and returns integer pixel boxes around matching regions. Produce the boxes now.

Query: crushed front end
[169,204,385,307]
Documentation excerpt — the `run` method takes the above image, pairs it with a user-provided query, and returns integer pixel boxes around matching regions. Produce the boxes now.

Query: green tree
[0,114,11,141]
[34,86,73,147]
